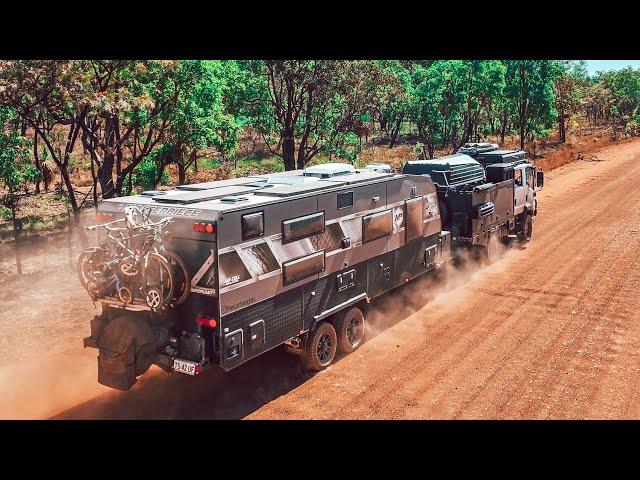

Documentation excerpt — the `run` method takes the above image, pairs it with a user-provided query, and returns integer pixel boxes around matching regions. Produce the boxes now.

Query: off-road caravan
[79,164,450,390]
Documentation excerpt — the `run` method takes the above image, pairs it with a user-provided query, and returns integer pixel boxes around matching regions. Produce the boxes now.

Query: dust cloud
[364,241,514,342]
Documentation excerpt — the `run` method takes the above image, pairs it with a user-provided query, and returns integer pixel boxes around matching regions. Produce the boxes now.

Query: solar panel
[154,185,260,204]
[176,177,258,191]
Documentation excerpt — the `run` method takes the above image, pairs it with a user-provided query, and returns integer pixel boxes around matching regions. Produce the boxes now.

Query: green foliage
[0,205,11,220]
[0,108,33,203]
[2,58,640,200]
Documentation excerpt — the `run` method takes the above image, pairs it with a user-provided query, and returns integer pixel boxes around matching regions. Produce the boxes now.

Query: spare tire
[97,314,157,390]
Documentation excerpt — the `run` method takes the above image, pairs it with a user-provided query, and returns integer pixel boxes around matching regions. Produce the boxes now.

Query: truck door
[525,166,536,211]
[514,167,526,215]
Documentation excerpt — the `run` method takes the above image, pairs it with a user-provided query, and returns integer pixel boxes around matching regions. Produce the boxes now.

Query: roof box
[475,150,526,165]
[459,143,500,156]
[303,163,356,179]
[403,154,485,187]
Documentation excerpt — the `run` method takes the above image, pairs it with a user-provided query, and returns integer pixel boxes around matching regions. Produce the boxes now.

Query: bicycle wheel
[78,247,107,290]
[143,252,175,308]
[162,250,191,306]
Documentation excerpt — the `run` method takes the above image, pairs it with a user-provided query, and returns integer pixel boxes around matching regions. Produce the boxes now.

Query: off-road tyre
[333,307,365,354]
[301,322,337,372]
[518,214,533,243]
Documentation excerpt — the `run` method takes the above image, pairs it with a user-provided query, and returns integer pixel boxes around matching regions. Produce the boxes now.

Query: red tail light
[196,315,217,329]
[193,222,215,234]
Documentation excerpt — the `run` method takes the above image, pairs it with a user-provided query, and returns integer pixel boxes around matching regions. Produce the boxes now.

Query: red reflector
[196,315,217,329]
[205,223,214,234]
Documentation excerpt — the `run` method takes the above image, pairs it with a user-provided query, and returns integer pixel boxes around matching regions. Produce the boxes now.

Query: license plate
[173,359,198,376]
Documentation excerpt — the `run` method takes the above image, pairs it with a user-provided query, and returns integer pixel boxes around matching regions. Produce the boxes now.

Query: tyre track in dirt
[450,175,640,419]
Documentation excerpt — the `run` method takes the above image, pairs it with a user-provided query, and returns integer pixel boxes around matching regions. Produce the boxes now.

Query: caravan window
[282,212,325,244]
[337,191,354,210]
[282,250,325,285]
[242,212,264,240]
[362,209,393,243]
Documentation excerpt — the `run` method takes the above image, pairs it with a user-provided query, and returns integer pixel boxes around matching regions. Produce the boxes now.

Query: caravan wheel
[333,307,365,354]
[301,322,337,372]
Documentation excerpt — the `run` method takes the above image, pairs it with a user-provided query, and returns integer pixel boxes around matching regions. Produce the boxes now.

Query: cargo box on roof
[475,150,526,165]
[402,154,485,187]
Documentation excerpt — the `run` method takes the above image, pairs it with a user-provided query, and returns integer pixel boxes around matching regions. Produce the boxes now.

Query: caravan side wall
[215,175,446,371]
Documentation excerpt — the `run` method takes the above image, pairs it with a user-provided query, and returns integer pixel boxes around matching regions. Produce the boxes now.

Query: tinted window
[282,212,325,244]
[282,250,325,285]
[219,250,252,287]
[242,212,264,240]
[337,191,354,210]
[405,197,423,242]
[362,209,393,243]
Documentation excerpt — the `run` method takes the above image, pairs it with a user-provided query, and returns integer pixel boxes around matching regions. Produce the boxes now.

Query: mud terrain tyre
[301,322,337,372]
[518,214,533,243]
[333,307,365,354]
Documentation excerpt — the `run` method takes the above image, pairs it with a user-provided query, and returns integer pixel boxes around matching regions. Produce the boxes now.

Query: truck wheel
[518,214,533,243]
[301,322,337,372]
[333,307,365,354]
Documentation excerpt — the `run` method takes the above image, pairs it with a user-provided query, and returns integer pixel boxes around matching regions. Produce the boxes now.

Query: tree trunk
[90,157,98,207]
[60,165,79,213]
[558,113,566,143]
[178,163,187,185]
[99,152,116,199]
[33,130,41,194]
[282,133,296,171]
[389,114,404,149]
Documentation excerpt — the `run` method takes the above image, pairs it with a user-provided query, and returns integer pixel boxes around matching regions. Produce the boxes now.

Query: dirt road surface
[2,139,640,419]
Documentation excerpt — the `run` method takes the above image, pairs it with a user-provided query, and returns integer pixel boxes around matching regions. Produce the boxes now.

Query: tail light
[196,315,217,329]
[193,222,215,234]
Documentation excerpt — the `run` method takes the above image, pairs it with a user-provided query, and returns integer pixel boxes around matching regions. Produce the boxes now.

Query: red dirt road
[2,139,640,419]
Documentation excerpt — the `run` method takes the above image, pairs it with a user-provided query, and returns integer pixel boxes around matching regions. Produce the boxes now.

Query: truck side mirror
[536,170,544,189]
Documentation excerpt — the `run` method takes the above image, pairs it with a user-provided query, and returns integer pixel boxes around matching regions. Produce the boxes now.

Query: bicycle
[78,206,190,310]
